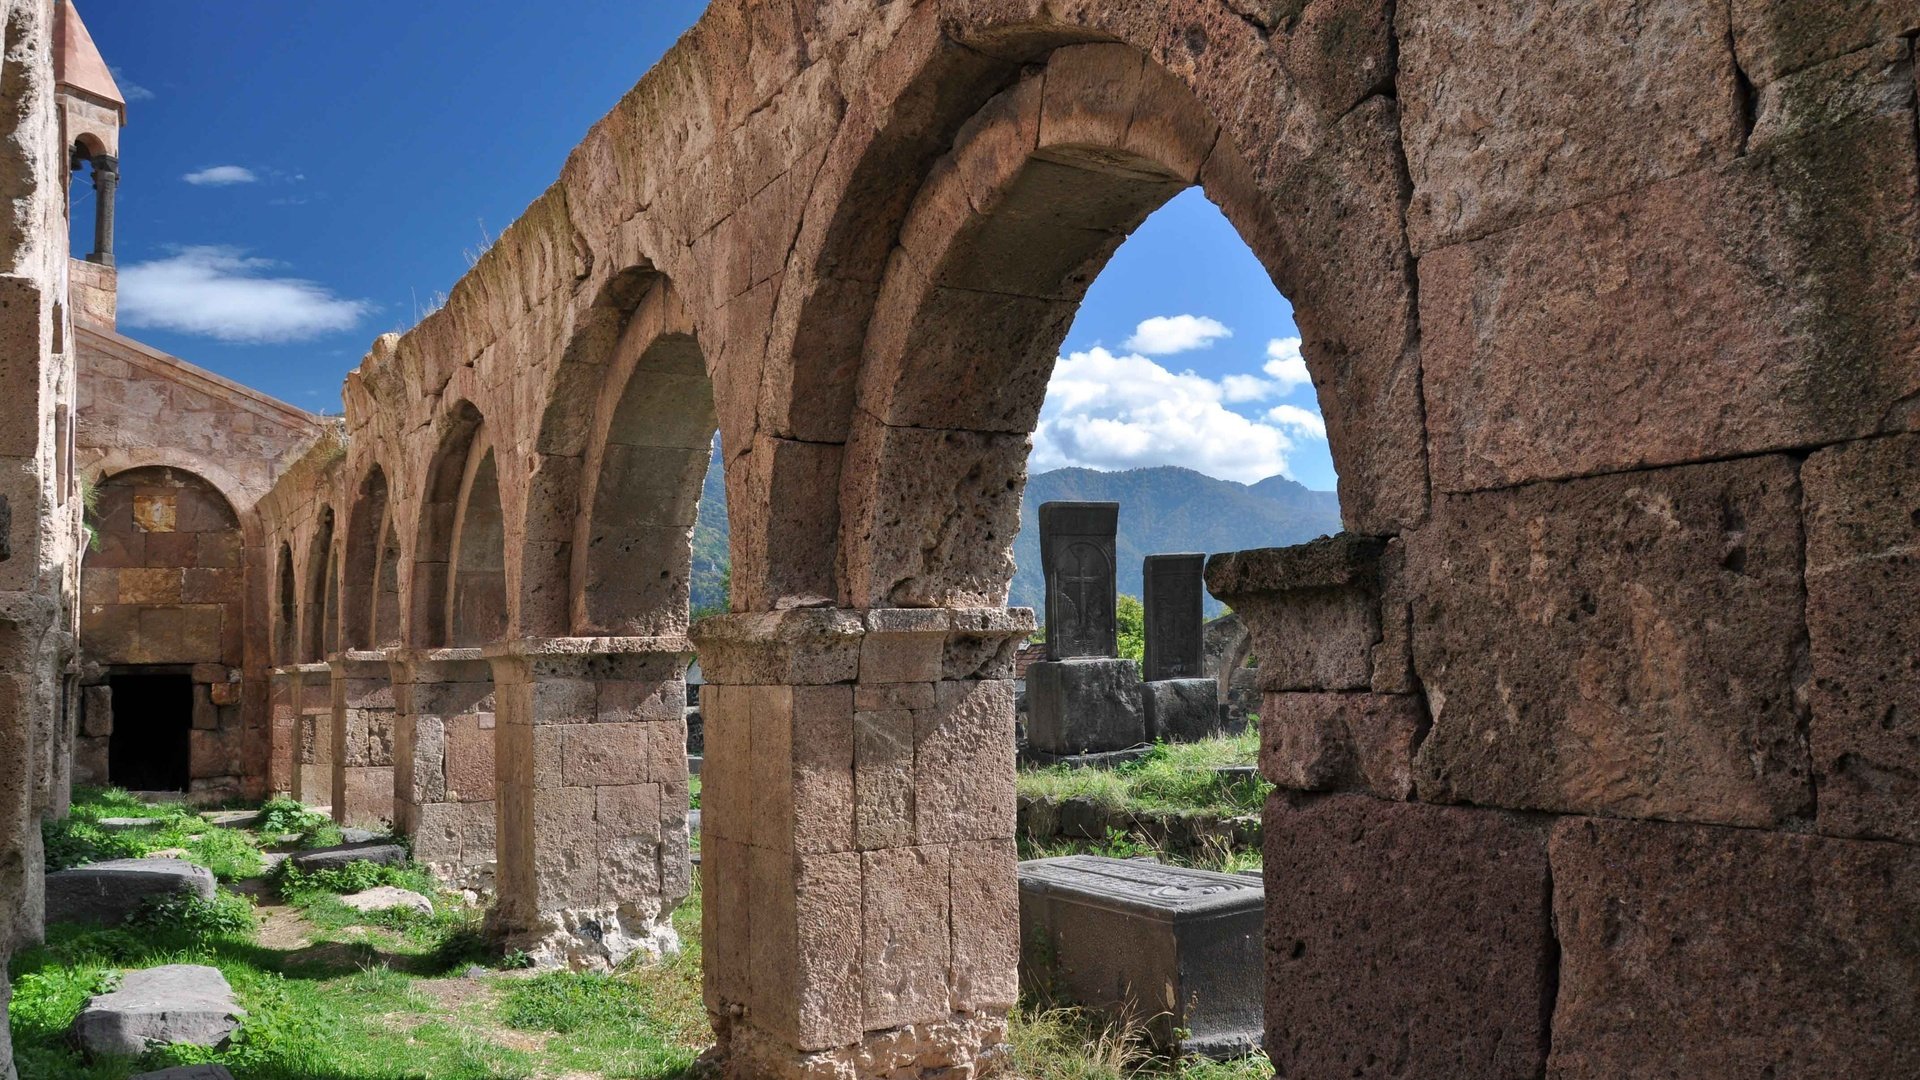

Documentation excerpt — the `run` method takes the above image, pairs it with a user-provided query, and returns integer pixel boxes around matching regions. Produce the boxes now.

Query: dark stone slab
[45,859,216,928]
[288,842,407,872]
[1549,816,1920,1078]
[1142,678,1220,743]
[71,964,244,1058]
[1143,553,1206,680]
[1020,747,1153,770]
[132,1067,237,1080]
[1025,658,1144,755]
[1020,855,1263,1057]
[1264,795,1553,1078]
[1040,502,1119,660]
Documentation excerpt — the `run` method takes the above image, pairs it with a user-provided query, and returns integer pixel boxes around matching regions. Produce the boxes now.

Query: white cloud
[110,67,154,101]
[1122,314,1232,356]
[1031,346,1327,484]
[1263,336,1312,392]
[182,165,258,186]
[1205,335,1316,404]
[1267,403,1328,439]
[119,246,373,343]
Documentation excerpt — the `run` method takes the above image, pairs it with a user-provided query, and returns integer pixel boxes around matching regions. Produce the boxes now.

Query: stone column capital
[386,647,487,683]
[691,606,1036,686]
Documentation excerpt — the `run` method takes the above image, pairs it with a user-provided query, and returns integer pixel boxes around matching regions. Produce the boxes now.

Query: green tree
[1116,594,1145,663]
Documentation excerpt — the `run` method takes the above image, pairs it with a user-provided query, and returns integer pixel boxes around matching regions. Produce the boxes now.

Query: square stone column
[290,662,334,806]
[268,667,299,795]
[329,651,396,827]
[482,636,692,969]
[690,607,1033,1080]
[390,648,496,888]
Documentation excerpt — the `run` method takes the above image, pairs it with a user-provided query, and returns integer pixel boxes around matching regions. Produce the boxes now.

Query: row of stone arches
[252,27,1390,1077]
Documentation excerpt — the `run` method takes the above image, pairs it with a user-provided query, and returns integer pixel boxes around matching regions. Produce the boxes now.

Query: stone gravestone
[1143,553,1206,680]
[1019,855,1263,1057]
[1040,502,1119,660]
[1142,553,1222,741]
[1027,503,1146,756]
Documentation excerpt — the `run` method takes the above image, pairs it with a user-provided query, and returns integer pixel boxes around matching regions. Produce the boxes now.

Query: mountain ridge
[690,450,1341,615]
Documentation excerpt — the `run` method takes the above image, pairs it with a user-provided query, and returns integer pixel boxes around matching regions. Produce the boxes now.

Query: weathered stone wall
[75,466,244,796]
[0,2,81,1076]
[217,0,1920,1076]
[72,330,326,801]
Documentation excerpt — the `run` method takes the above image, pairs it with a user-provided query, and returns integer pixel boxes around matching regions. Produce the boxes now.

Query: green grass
[1010,1005,1272,1080]
[46,787,266,879]
[22,788,1270,1078]
[1017,728,1269,817]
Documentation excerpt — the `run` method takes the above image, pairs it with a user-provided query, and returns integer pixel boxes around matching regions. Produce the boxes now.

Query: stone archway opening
[390,402,502,886]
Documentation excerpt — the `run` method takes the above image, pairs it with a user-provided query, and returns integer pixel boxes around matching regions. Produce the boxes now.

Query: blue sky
[80,1,1335,492]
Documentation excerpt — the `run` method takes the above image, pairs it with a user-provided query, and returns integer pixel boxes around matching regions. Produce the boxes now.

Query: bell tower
[54,0,124,326]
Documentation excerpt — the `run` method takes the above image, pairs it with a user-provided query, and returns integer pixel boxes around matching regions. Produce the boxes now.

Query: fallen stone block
[198,810,260,829]
[131,1067,236,1080]
[97,816,164,830]
[341,886,433,915]
[1019,855,1262,1058]
[71,964,244,1058]
[288,842,407,872]
[45,859,216,928]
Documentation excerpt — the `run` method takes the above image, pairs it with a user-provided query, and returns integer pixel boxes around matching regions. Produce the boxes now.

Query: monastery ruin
[4,0,1919,1076]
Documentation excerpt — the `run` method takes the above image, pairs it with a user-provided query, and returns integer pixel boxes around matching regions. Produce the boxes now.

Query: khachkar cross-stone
[1040,501,1119,660]
[1143,553,1206,681]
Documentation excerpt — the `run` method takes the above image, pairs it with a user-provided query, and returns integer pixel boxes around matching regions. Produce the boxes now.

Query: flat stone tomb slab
[71,964,245,1058]
[45,858,216,928]
[1019,855,1263,1057]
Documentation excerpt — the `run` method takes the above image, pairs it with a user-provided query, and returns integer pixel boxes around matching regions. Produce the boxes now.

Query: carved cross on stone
[1039,502,1119,660]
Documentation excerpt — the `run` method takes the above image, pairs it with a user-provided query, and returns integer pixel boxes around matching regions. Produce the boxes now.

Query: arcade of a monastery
[4,0,1919,1076]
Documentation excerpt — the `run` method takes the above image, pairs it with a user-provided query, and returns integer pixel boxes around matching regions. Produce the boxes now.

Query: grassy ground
[1015,729,1269,874]
[15,787,1269,1079]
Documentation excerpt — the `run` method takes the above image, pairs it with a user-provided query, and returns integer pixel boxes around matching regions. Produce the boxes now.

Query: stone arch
[411,400,485,648]
[519,264,666,637]
[343,463,403,650]
[834,43,1342,607]
[570,279,715,637]
[447,425,508,648]
[274,542,296,666]
[301,505,335,663]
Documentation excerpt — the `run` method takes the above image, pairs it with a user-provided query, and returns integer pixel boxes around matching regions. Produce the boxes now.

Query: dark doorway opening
[107,672,193,792]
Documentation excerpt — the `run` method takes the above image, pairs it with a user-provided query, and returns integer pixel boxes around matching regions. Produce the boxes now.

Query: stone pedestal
[483,637,692,969]
[290,663,333,806]
[390,649,497,888]
[329,652,395,827]
[1142,677,1220,743]
[690,607,1032,1080]
[1026,658,1144,755]
[268,668,297,796]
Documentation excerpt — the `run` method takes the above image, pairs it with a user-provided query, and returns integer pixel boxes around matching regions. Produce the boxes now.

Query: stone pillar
[87,155,116,267]
[290,662,333,806]
[482,636,692,969]
[268,668,298,795]
[390,648,496,888]
[690,607,1032,1080]
[329,651,395,826]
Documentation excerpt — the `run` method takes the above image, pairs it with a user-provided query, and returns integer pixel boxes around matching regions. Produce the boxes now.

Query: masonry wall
[152,0,1920,1076]
[0,2,81,1077]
